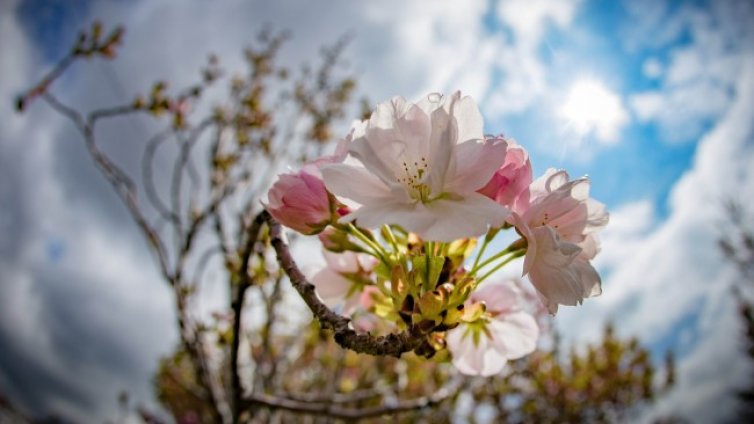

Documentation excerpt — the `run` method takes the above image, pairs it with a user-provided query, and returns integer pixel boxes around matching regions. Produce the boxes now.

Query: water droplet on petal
[427,93,442,103]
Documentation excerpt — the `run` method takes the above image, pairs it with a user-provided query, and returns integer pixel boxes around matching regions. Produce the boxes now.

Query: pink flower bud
[477,137,532,214]
[266,169,334,235]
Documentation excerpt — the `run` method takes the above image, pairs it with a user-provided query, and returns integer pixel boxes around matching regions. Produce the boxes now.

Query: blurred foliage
[720,201,754,420]
[154,321,672,423]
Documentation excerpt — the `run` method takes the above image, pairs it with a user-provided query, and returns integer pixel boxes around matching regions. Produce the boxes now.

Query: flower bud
[266,169,335,235]
[318,226,362,253]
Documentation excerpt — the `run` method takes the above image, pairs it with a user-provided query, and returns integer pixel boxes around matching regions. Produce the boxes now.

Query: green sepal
[416,289,447,319]
[411,255,445,293]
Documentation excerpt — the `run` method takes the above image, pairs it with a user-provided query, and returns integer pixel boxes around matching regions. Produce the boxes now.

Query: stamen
[396,155,432,202]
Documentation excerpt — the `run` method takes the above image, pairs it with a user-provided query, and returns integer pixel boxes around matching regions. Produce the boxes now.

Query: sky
[1,0,753,422]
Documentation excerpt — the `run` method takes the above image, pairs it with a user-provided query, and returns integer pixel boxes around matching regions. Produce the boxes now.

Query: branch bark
[264,211,425,357]
[230,211,267,422]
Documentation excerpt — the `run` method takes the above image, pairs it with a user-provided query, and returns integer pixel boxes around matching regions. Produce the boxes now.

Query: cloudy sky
[1,0,753,422]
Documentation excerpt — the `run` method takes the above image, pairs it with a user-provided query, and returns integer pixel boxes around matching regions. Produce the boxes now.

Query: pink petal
[446,138,508,194]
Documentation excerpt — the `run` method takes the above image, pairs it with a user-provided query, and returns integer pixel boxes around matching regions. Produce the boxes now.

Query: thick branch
[264,212,424,357]
[231,211,267,422]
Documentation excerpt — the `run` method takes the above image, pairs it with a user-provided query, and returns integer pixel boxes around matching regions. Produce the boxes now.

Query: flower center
[397,156,432,202]
[465,317,493,346]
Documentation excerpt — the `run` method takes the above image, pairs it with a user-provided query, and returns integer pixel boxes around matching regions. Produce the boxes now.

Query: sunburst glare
[559,78,628,145]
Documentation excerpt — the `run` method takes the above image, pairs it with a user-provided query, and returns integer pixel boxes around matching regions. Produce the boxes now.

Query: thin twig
[141,128,177,223]
[42,92,173,281]
[282,388,384,404]
[40,90,227,424]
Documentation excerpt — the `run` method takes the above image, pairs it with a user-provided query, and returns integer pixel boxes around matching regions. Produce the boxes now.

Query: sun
[559,78,628,144]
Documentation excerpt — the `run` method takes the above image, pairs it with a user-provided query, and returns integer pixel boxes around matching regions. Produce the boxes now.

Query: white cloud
[486,0,582,117]
[497,0,580,47]
[559,53,754,422]
[592,200,656,273]
[642,57,664,79]
[630,79,732,143]
[627,1,749,144]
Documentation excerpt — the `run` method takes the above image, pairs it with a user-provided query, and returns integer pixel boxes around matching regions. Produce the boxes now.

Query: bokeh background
[1,0,753,422]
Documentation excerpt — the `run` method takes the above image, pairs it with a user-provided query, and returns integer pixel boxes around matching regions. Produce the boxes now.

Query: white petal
[572,257,602,298]
[323,250,360,274]
[352,97,432,183]
[311,268,353,308]
[426,97,456,194]
[348,134,402,187]
[526,226,584,307]
[445,138,507,193]
[488,311,539,359]
[585,198,610,232]
[470,280,521,314]
[321,163,394,205]
[342,201,432,235]
[478,346,508,377]
[416,92,445,115]
[447,325,508,376]
[545,169,570,192]
[452,93,484,144]
[510,213,536,275]
[528,168,559,200]
[578,234,601,260]
[420,193,509,242]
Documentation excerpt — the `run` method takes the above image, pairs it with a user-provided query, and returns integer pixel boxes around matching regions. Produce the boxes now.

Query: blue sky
[2,0,753,422]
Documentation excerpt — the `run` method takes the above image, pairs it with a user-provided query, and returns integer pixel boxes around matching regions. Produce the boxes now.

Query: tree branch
[230,211,268,422]
[40,90,228,424]
[264,211,425,357]
[241,379,460,420]
[141,128,178,224]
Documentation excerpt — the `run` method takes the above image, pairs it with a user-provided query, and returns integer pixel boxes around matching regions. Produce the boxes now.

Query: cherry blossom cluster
[266,92,608,376]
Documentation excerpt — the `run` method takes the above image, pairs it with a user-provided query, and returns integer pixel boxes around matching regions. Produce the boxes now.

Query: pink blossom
[477,137,533,214]
[511,169,608,314]
[321,92,509,242]
[266,169,334,235]
[446,281,538,376]
[310,250,377,315]
[523,169,608,244]
[518,224,602,314]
